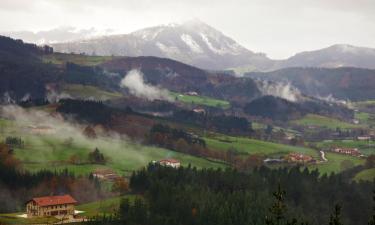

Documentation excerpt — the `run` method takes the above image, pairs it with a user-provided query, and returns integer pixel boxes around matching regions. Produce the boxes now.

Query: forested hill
[91,164,374,225]
[0,36,58,101]
[245,67,375,101]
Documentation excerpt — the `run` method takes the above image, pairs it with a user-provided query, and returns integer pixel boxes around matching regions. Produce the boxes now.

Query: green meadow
[316,139,374,156]
[353,168,375,182]
[204,133,318,158]
[76,195,136,217]
[309,152,365,175]
[61,84,123,101]
[0,117,225,177]
[291,114,361,129]
[170,92,230,109]
[42,53,114,66]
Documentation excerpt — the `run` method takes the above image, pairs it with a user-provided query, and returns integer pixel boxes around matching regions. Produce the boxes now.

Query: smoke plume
[120,70,173,102]
[258,80,302,102]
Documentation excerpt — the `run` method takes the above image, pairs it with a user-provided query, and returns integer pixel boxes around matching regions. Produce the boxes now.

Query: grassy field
[353,168,375,182]
[170,92,230,109]
[61,84,123,101]
[291,114,361,129]
[0,213,59,225]
[309,152,365,175]
[204,134,318,158]
[42,53,113,66]
[353,100,375,108]
[0,117,225,177]
[12,134,225,176]
[355,111,375,127]
[316,139,375,156]
[76,195,136,217]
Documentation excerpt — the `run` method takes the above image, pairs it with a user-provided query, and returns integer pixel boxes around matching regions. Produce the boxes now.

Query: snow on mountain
[50,19,272,70]
[280,44,375,69]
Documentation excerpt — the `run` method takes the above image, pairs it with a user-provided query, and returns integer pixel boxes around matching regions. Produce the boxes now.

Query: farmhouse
[158,158,181,168]
[332,147,362,157]
[28,125,55,135]
[193,108,206,114]
[185,91,198,96]
[92,169,120,180]
[357,136,371,141]
[26,195,77,218]
[285,153,314,163]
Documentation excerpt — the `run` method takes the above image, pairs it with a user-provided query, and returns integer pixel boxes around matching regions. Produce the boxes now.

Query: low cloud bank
[120,70,173,102]
[258,80,302,102]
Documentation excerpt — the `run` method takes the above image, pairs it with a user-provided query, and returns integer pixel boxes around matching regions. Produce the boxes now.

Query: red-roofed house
[26,195,77,218]
[158,158,181,168]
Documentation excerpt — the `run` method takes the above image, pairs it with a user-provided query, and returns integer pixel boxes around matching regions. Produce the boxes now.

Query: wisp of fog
[120,70,173,102]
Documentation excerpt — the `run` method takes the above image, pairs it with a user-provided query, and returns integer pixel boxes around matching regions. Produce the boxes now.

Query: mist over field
[0,1,374,225]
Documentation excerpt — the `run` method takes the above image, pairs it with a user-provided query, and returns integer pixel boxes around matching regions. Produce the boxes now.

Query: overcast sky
[0,0,374,59]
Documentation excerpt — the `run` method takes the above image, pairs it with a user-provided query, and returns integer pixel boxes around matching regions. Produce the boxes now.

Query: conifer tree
[369,191,375,225]
[329,204,343,225]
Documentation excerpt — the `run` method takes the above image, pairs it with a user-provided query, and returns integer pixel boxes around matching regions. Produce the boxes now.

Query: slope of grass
[316,140,375,156]
[170,92,230,109]
[205,134,318,158]
[42,53,113,66]
[0,116,225,177]
[309,152,364,175]
[76,195,136,217]
[12,133,225,176]
[0,213,59,225]
[291,114,361,129]
[61,84,123,101]
[354,168,375,182]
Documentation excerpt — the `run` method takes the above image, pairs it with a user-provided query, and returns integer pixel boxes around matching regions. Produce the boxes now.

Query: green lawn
[0,213,59,225]
[205,134,318,158]
[309,152,365,175]
[316,140,375,156]
[170,92,230,109]
[353,168,375,182]
[42,53,113,66]
[291,114,361,129]
[76,195,136,217]
[0,116,225,177]
[12,134,225,176]
[353,100,375,108]
[61,84,123,101]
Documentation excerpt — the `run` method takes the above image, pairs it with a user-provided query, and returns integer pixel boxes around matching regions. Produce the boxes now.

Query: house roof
[29,195,77,207]
[159,158,180,164]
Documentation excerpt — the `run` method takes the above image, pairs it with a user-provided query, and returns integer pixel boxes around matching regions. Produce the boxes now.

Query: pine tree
[369,191,375,225]
[329,204,343,225]
[266,183,287,225]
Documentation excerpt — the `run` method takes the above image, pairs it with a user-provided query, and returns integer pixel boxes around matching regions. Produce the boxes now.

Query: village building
[357,136,371,141]
[92,169,120,181]
[185,91,198,96]
[285,153,314,163]
[193,108,206,114]
[158,158,181,168]
[28,125,55,135]
[332,147,362,157]
[26,195,77,218]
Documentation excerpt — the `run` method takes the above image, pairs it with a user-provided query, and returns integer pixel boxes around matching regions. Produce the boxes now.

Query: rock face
[51,19,272,70]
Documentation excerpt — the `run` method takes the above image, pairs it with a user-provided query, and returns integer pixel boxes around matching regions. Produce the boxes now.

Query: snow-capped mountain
[2,27,114,45]
[280,44,375,69]
[51,19,272,70]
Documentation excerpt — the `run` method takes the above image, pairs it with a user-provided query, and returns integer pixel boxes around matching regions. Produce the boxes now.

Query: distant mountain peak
[50,20,272,70]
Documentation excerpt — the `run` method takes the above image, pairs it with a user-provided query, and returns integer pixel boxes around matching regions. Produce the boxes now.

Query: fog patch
[120,70,173,102]
[258,80,302,102]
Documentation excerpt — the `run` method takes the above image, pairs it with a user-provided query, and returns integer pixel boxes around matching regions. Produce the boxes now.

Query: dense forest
[88,164,374,225]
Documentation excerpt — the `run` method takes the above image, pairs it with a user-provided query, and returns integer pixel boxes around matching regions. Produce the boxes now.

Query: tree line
[89,164,373,225]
